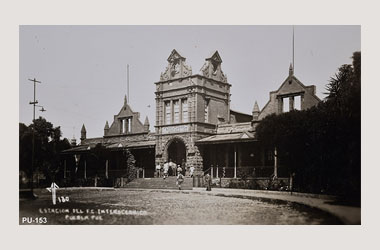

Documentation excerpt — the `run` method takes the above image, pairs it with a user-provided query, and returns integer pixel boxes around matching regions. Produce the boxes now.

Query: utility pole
[28,78,41,199]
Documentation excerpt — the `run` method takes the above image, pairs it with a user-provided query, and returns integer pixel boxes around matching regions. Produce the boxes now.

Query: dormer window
[120,117,132,134]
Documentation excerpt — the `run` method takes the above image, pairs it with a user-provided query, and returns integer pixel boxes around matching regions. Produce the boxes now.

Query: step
[124,177,193,190]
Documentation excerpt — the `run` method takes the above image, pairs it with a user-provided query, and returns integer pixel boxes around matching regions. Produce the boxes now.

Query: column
[278,97,283,113]
[289,96,295,111]
[274,147,278,178]
[216,165,219,178]
[170,100,173,124]
[179,98,183,123]
[238,144,242,168]
[143,168,145,179]
[105,160,109,179]
[211,165,213,178]
[234,144,237,178]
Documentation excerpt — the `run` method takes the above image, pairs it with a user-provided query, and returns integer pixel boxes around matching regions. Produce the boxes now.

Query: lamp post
[28,78,42,199]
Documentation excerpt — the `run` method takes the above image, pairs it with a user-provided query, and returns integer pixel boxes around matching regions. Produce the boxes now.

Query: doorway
[167,138,187,167]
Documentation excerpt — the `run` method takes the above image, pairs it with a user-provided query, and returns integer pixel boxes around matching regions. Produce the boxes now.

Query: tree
[19,117,71,186]
[256,52,361,202]
[123,149,136,182]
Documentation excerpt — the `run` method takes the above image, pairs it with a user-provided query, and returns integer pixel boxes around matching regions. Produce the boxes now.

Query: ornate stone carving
[160,66,170,81]
[159,49,192,81]
[200,62,209,77]
[200,51,228,83]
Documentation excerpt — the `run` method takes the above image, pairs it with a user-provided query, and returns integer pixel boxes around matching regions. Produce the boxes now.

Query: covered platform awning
[107,140,156,150]
[61,140,156,154]
[196,131,256,145]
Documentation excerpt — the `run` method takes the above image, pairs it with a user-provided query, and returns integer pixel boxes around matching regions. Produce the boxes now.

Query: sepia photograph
[18,25,361,225]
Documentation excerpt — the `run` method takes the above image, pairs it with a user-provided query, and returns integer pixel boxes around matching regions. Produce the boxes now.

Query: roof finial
[80,124,87,140]
[124,94,127,106]
[289,63,294,76]
[144,116,150,132]
[253,101,260,113]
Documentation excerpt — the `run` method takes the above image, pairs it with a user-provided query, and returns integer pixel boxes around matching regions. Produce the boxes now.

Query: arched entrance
[166,138,187,167]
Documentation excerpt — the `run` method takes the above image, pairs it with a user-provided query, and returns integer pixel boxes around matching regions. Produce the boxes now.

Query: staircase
[124,176,193,190]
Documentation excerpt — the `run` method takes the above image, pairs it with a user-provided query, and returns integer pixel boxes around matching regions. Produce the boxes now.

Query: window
[121,119,126,133]
[165,101,171,125]
[182,99,188,123]
[283,97,290,112]
[127,118,132,133]
[173,100,180,123]
[204,99,209,123]
[294,96,301,110]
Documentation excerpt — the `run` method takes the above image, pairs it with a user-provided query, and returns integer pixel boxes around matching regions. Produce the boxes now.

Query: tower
[155,49,231,175]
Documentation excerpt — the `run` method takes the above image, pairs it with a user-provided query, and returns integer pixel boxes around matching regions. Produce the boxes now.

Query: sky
[19,25,361,140]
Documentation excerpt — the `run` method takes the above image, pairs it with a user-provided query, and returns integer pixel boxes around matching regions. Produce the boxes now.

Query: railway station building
[62,49,320,185]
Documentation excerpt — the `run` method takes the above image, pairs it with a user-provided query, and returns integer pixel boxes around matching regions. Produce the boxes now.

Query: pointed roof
[104,121,109,130]
[81,124,86,133]
[167,49,185,62]
[253,101,260,113]
[144,116,150,126]
[206,50,222,63]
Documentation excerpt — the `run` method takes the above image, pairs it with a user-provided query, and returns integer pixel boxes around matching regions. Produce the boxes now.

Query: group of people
[155,160,195,179]
[155,160,195,190]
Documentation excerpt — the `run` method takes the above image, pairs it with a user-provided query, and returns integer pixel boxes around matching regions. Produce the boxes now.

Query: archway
[166,138,187,167]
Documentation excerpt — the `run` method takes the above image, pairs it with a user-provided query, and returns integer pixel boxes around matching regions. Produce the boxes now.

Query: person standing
[155,163,161,178]
[163,162,169,180]
[177,172,184,190]
[181,159,187,176]
[205,173,212,191]
[177,164,182,174]
[169,160,176,176]
[189,166,195,178]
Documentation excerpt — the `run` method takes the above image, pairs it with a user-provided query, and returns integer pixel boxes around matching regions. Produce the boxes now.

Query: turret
[144,116,150,132]
[104,121,109,136]
[80,124,87,141]
[252,101,260,122]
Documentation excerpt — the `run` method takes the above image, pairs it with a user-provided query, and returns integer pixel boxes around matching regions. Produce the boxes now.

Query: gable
[206,51,223,63]
[106,101,146,136]
[167,49,185,62]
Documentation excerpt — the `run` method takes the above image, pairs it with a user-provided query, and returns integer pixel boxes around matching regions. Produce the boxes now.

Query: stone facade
[155,50,232,175]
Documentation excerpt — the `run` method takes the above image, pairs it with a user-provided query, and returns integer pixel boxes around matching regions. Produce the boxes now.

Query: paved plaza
[18,187,359,225]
